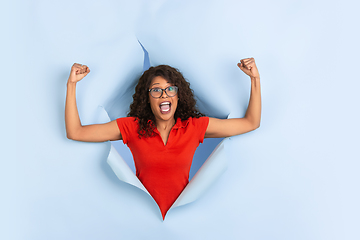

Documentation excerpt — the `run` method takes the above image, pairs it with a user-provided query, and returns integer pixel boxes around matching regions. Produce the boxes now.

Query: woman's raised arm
[65,63,122,142]
[205,58,261,138]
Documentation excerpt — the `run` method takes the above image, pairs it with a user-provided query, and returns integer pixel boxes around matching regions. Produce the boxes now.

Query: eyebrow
[150,82,170,87]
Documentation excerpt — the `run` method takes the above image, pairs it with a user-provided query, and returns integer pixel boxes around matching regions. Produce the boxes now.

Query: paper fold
[107,144,150,195]
[170,138,228,209]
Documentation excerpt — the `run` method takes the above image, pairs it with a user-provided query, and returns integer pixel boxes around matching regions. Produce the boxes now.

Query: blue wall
[6,0,360,239]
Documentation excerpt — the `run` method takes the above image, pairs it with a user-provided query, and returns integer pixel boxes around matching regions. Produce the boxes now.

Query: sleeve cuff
[199,116,210,143]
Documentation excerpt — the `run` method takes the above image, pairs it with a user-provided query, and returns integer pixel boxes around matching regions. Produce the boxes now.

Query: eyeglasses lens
[151,89,162,98]
[150,86,178,98]
[166,86,177,97]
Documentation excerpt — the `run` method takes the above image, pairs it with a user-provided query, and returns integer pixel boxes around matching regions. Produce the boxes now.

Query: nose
[161,89,168,98]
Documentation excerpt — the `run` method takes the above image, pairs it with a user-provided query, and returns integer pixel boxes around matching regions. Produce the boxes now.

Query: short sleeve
[195,116,209,143]
[116,117,138,144]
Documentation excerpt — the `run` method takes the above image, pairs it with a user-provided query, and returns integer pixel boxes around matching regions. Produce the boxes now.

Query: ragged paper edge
[107,144,150,195]
[170,138,228,209]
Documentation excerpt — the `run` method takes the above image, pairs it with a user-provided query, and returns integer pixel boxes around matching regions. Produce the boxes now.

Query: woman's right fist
[68,63,90,83]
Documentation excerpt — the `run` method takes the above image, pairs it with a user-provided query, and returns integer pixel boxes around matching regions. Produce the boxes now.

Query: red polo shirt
[116,116,209,219]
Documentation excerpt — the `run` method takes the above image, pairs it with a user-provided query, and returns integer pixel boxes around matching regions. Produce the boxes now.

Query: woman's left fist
[237,58,260,79]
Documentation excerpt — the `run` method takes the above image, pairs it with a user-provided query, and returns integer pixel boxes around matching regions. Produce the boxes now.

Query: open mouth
[159,101,171,114]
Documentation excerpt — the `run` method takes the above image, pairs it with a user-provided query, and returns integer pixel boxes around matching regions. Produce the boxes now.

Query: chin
[157,114,174,122]
[154,109,176,121]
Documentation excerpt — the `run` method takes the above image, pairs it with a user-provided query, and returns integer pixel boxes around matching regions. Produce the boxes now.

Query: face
[149,76,179,123]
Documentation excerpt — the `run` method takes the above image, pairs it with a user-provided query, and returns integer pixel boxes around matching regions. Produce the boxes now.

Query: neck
[155,117,176,131]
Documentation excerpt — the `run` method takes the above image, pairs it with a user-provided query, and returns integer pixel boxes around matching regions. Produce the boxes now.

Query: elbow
[67,132,75,140]
[252,121,260,130]
[66,126,82,141]
[66,131,79,141]
[245,117,260,131]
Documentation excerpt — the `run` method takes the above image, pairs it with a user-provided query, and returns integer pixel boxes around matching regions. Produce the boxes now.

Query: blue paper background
[6,0,360,239]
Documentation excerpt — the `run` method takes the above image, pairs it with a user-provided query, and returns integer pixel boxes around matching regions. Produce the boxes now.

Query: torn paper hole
[100,41,230,219]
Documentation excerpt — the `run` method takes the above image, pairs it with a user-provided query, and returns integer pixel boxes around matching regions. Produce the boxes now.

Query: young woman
[65,58,261,219]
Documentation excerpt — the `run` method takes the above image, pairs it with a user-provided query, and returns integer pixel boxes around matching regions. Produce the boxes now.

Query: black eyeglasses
[148,86,178,98]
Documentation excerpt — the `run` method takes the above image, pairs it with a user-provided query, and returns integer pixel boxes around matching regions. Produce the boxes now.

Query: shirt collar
[172,118,190,129]
[152,118,190,135]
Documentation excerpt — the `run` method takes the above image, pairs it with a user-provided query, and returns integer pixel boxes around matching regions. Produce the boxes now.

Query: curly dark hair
[128,65,204,138]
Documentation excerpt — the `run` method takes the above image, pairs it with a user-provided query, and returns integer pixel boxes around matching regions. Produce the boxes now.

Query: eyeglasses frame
[148,86,178,98]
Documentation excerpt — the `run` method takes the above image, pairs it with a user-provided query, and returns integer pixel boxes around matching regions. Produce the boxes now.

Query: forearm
[244,76,261,128]
[65,81,82,139]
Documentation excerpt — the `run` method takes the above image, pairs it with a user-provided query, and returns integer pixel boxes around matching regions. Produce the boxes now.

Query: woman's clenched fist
[68,63,90,83]
[237,58,260,79]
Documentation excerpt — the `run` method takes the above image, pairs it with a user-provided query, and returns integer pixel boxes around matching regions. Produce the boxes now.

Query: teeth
[160,101,171,114]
